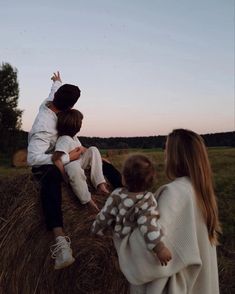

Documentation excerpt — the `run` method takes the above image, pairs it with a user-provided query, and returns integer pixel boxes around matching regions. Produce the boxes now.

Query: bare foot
[97,183,110,195]
[87,199,99,213]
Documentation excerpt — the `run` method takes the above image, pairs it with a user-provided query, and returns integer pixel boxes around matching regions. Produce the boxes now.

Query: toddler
[91,154,172,265]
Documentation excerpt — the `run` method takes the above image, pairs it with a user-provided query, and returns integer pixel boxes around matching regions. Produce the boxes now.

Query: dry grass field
[0,147,234,293]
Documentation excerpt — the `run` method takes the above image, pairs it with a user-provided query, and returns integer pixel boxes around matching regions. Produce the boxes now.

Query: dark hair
[123,154,155,192]
[53,84,81,111]
[57,109,83,137]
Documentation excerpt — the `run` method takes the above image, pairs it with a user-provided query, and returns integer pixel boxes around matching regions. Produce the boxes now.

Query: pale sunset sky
[0,0,234,137]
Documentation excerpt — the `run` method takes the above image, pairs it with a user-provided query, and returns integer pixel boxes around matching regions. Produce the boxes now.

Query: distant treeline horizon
[4,131,234,154]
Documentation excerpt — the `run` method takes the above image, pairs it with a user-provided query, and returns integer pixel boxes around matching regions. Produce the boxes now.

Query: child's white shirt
[55,135,82,165]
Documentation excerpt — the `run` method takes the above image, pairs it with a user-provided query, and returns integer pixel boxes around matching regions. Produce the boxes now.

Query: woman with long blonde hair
[114,129,220,294]
[165,128,221,245]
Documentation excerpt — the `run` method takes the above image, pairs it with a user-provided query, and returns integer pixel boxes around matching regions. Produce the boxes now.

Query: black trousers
[32,161,122,230]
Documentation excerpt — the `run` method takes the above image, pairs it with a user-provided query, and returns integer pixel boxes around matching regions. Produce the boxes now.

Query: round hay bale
[0,173,129,294]
[12,149,28,167]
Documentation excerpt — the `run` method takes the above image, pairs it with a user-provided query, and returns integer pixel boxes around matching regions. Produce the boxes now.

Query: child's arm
[137,193,172,266]
[91,193,118,235]
[52,151,69,183]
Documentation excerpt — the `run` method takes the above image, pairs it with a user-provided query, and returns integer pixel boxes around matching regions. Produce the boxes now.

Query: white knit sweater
[113,177,219,294]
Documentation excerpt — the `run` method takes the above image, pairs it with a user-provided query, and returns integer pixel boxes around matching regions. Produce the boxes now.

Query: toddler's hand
[156,246,172,266]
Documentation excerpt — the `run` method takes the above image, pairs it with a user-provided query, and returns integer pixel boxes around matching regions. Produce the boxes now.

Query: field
[0,147,234,293]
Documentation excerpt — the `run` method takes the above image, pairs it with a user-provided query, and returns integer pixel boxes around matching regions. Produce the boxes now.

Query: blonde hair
[165,129,221,245]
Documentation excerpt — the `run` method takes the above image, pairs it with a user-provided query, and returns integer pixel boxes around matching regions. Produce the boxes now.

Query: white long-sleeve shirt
[27,81,70,166]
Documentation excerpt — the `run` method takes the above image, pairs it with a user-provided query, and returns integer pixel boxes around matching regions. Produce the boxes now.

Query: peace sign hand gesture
[51,71,62,83]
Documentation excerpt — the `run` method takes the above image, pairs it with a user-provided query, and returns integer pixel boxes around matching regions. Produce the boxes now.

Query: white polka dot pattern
[148,207,158,215]
[97,230,104,236]
[115,188,123,195]
[106,197,113,206]
[150,218,158,227]
[144,193,150,200]
[115,225,122,232]
[122,226,131,235]
[136,194,144,199]
[147,231,160,241]
[124,198,134,207]
[111,207,118,215]
[147,243,156,250]
[140,225,148,234]
[120,193,128,199]
[120,208,126,215]
[107,219,113,225]
[91,190,163,253]
[137,216,147,224]
[141,202,148,210]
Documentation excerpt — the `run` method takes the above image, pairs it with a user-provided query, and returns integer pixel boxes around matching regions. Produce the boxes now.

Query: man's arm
[27,132,57,166]
[43,71,62,104]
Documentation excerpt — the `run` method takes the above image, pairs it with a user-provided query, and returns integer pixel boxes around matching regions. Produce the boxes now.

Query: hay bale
[0,173,129,294]
[12,149,28,167]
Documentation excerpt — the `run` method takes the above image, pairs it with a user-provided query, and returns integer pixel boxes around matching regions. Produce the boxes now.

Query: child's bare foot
[87,199,99,212]
[97,183,110,195]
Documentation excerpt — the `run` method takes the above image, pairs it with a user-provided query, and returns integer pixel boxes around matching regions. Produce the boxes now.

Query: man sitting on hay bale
[27,71,122,270]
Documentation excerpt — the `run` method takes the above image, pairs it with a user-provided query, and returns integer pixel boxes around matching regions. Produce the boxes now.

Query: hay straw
[0,173,129,294]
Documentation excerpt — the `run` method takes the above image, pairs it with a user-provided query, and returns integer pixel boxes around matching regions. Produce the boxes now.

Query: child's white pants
[64,146,105,204]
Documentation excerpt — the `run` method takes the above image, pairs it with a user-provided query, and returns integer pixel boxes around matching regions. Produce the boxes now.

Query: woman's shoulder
[155,177,194,205]
[156,176,192,192]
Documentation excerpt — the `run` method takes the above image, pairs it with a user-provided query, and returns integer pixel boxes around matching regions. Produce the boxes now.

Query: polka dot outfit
[91,187,163,251]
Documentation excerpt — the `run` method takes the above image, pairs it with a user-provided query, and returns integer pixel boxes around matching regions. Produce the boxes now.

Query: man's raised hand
[51,71,62,83]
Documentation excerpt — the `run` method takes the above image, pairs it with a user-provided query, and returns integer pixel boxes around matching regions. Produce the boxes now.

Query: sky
[0,0,234,137]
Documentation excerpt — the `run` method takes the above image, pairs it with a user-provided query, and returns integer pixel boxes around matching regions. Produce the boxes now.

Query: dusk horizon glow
[1,0,234,137]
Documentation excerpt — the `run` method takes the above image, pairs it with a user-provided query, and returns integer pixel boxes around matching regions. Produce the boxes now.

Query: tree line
[0,62,234,155]
[4,130,234,153]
